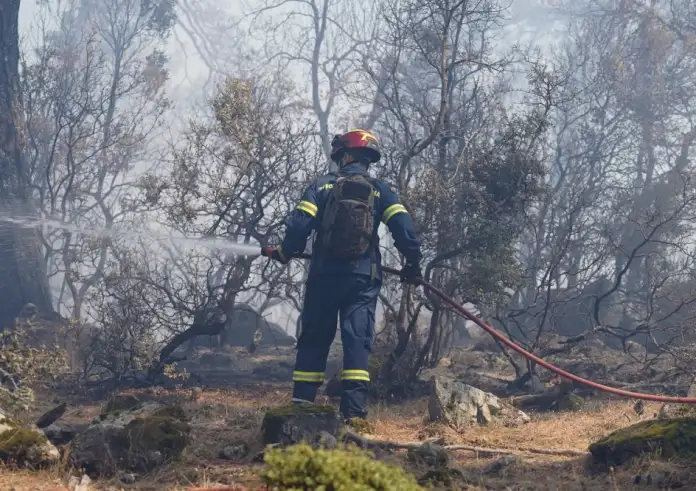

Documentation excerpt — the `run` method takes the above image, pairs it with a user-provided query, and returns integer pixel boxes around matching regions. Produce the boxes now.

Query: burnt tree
[0,0,53,330]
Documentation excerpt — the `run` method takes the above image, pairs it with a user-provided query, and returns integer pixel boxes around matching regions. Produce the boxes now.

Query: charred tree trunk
[0,0,53,330]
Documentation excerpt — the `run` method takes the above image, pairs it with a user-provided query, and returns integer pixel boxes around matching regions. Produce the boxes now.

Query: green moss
[345,418,375,434]
[0,426,48,463]
[589,417,696,466]
[265,404,338,418]
[261,442,425,490]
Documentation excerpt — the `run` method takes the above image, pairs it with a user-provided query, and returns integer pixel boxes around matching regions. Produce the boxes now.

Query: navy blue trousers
[292,275,380,419]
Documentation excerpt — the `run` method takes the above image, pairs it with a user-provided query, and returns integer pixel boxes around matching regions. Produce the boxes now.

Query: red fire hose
[261,247,696,404]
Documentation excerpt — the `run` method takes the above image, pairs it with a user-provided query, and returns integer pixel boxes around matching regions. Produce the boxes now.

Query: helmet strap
[343,149,370,167]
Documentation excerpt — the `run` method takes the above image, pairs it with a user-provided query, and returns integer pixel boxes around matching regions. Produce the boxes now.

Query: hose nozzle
[261,247,275,258]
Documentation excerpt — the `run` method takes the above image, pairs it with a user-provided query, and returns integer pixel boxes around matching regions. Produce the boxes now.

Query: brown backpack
[318,173,377,260]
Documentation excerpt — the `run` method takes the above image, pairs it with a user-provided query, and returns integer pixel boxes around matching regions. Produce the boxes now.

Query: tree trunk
[0,0,53,330]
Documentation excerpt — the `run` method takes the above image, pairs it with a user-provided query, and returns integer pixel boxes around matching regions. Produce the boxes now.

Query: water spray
[0,214,264,256]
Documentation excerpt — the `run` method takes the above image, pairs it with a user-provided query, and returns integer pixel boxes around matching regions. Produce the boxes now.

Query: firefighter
[265,129,423,422]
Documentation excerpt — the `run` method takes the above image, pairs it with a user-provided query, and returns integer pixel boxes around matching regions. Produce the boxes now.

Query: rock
[0,412,60,467]
[311,430,338,449]
[191,304,296,349]
[67,475,80,489]
[428,375,530,429]
[119,472,138,484]
[509,381,584,413]
[658,404,696,419]
[36,403,67,429]
[261,404,343,446]
[589,417,696,466]
[555,393,585,411]
[72,475,91,491]
[43,423,89,446]
[407,442,449,467]
[219,440,250,461]
[70,401,190,475]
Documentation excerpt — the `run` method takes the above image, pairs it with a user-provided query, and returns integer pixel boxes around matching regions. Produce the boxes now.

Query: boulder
[36,402,67,429]
[0,411,60,467]
[67,475,91,491]
[261,404,343,446]
[511,384,585,412]
[43,422,89,446]
[428,375,529,429]
[70,397,190,475]
[589,417,696,466]
[260,321,296,346]
[658,403,696,419]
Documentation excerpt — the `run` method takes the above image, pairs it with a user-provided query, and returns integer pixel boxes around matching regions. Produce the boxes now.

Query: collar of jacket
[337,162,369,175]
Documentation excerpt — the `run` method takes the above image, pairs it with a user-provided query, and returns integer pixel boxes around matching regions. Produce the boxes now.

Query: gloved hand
[261,247,289,265]
[399,262,423,285]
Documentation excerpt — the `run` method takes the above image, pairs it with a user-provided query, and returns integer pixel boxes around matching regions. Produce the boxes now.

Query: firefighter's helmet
[330,129,381,164]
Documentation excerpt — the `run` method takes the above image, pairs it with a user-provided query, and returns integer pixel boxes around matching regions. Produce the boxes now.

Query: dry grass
[3,387,695,490]
[0,466,69,491]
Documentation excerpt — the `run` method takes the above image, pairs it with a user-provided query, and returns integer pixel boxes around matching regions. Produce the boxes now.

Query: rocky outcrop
[70,395,190,475]
[589,417,696,466]
[43,422,89,446]
[261,404,343,446]
[0,409,60,467]
[428,375,530,429]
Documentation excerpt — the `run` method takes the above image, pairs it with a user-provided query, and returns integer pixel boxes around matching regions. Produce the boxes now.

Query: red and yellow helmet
[330,129,381,164]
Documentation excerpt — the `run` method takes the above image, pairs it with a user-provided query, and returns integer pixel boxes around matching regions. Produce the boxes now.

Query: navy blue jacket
[278,163,422,281]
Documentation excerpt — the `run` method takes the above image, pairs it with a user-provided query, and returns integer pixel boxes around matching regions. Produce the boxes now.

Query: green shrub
[261,443,425,490]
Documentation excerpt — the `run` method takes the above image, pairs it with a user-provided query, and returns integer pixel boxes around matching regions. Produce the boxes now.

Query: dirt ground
[1,382,694,491]
[1,343,693,490]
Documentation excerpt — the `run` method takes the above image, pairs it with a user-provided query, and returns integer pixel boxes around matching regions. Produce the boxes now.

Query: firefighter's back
[309,164,388,280]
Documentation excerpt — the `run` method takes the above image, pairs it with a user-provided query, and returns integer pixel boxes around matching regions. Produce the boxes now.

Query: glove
[399,262,423,285]
[261,246,289,265]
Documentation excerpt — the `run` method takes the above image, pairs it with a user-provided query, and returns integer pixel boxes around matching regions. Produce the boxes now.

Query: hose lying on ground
[288,251,696,404]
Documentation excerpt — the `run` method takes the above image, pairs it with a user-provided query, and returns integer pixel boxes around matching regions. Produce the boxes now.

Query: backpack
[318,173,377,260]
